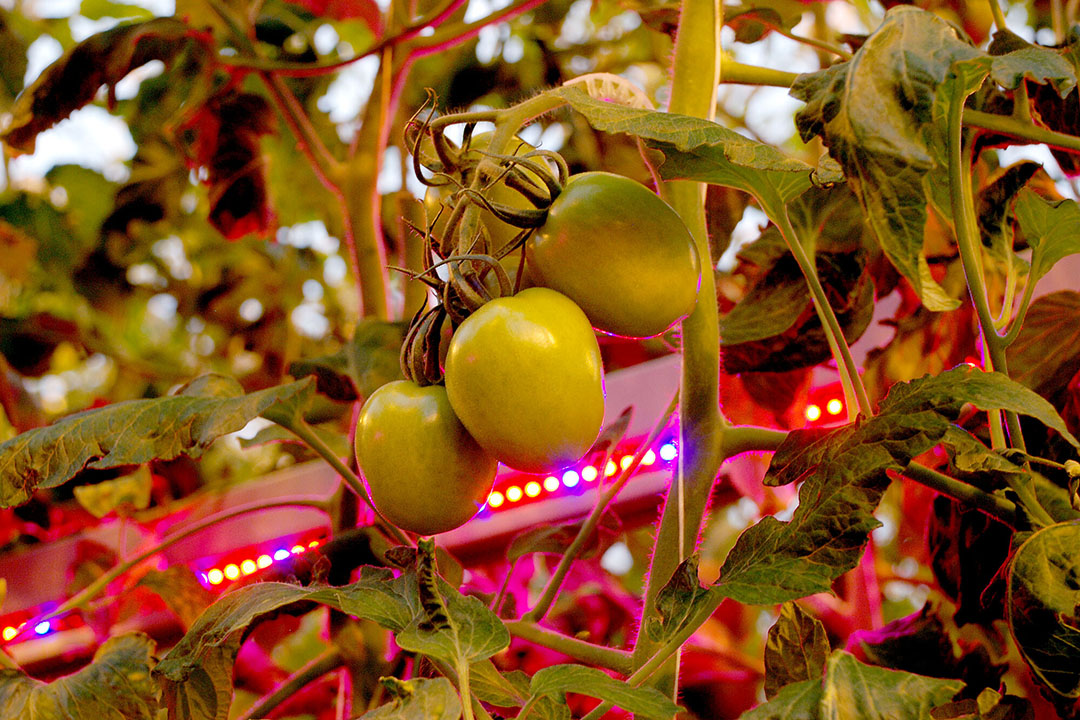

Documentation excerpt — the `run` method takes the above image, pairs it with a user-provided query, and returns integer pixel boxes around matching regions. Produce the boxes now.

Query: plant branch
[719,60,799,87]
[902,462,1017,526]
[524,393,679,623]
[260,72,339,178]
[774,209,873,418]
[506,621,634,674]
[239,648,345,720]
[632,0,725,694]
[963,109,1080,155]
[411,0,549,56]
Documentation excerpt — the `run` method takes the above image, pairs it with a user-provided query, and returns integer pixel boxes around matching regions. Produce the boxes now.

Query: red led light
[826,398,843,415]
[207,568,225,585]
[805,404,822,422]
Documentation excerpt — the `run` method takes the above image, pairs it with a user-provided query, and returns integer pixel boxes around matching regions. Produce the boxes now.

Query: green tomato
[526,171,701,338]
[444,288,605,473]
[355,380,497,535]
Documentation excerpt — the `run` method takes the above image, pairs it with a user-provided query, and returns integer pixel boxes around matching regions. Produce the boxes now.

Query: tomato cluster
[354,127,702,535]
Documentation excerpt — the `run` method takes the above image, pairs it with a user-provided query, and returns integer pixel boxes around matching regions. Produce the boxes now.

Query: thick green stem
[505,621,634,674]
[903,463,1017,526]
[239,648,345,720]
[632,0,724,688]
[963,109,1080,155]
[774,211,873,419]
[719,60,798,87]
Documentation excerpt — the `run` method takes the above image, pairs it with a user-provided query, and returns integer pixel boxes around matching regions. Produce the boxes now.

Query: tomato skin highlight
[355,380,497,535]
[444,288,605,474]
[527,171,701,338]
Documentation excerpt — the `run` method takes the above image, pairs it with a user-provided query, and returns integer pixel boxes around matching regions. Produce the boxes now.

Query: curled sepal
[461,188,549,229]
[400,304,447,387]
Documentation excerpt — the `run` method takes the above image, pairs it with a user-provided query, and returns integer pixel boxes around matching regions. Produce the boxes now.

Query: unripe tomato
[526,171,701,338]
[444,288,605,473]
[355,380,497,535]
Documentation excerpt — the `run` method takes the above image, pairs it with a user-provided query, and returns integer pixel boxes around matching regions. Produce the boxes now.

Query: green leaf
[289,318,407,403]
[820,651,964,719]
[792,6,983,311]
[358,677,461,719]
[1014,192,1080,287]
[717,366,1077,605]
[394,540,510,665]
[764,603,830,700]
[0,633,160,719]
[529,665,682,720]
[79,0,154,20]
[468,662,527,708]
[154,569,418,720]
[73,465,152,518]
[1007,520,1080,698]
[554,86,815,207]
[740,677,822,720]
[1006,291,1080,399]
[0,376,314,508]
[2,18,202,152]
[645,554,717,644]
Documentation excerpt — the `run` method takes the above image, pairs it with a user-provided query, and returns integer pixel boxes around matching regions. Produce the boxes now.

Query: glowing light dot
[240,559,258,575]
[207,569,225,585]
[488,491,505,508]
[805,404,822,422]
[257,554,273,569]
[581,466,598,482]
[506,486,523,502]
[308,540,320,548]
[224,564,241,580]
[273,549,290,561]
[620,455,633,470]
[34,621,50,636]
[562,470,580,487]
[642,450,656,466]
[524,481,541,497]
[291,545,306,554]
[659,444,677,461]
[604,461,618,476]
[2,627,16,642]
[544,476,560,492]
[826,398,843,415]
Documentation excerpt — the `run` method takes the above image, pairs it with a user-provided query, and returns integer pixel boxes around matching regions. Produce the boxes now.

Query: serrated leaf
[555,86,814,206]
[358,677,461,719]
[0,633,160,719]
[1014,192,1080,287]
[764,603,830,700]
[135,566,215,630]
[717,366,1077,605]
[1006,291,1080,399]
[0,376,314,508]
[645,554,717,644]
[289,318,407,403]
[1007,520,1080,698]
[395,541,509,665]
[73,465,152,518]
[740,677,822,720]
[529,665,682,720]
[820,651,964,719]
[2,18,201,152]
[154,569,418,720]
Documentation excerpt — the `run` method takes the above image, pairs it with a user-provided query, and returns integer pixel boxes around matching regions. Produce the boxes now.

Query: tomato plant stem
[720,60,799,87]
[238,648,345,720]
[631,0,724,692]
[947,94,1060,528]
[903,463,1018,526]
[505,621,635,674]
[963,108,1080,155]
[775,210,874,419]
